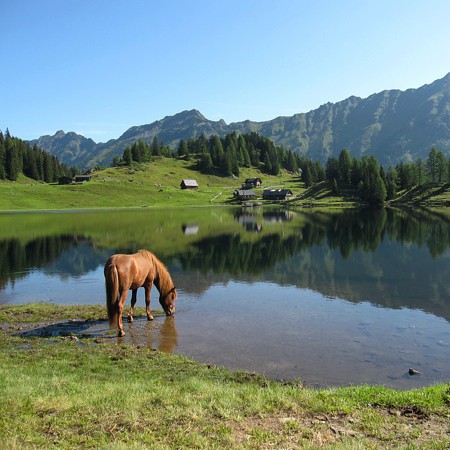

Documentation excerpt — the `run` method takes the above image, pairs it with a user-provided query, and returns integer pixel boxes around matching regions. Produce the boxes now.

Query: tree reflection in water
[0,207,449,320]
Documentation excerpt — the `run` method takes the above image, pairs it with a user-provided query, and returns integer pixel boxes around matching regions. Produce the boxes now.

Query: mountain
[29,130,99,166]
[28,73,450,168]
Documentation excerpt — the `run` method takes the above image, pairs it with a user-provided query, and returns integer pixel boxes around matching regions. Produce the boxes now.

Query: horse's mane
[138,249,174,294]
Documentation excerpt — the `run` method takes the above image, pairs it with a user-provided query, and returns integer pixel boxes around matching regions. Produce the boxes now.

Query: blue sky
[2,0,450,143]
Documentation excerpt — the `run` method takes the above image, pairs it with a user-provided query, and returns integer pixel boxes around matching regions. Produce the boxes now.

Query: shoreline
[1,303,449,448]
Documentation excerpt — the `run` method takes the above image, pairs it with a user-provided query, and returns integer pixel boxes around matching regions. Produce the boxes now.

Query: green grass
[0,159,304,211]
[1,304,449,449]
[392,183,450,206]
[1,159,449,211]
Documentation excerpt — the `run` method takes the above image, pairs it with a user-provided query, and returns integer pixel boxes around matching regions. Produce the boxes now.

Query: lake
[1,206,449,389]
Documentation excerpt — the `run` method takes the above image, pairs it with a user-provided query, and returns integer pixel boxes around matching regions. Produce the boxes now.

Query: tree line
[0,130,78,182]
[4,126,447,204]
[115,131,450,205]
[115,131,301,177]
[319,147,450,204]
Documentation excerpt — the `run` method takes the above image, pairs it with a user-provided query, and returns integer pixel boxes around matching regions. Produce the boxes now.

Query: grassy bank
[2,157,447,211]
[1,304,449,449]
[0,159,306,211]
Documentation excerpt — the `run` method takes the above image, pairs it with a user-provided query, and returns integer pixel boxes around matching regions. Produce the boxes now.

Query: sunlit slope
[0,158,301,210]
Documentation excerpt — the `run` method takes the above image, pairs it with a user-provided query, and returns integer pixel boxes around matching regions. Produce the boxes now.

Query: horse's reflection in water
[124,315,178,353]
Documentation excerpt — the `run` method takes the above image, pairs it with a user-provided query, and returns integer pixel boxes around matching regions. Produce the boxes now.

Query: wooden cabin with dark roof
[262,189,293,201]
[180,179,199,190]
[74,174,92,183]
[234,189,257,200]
[242,177,262,189]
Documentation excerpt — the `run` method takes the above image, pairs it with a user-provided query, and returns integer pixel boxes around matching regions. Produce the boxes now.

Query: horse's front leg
[128,289,138,323]
[117,289,128,337]
[145,282,154,320]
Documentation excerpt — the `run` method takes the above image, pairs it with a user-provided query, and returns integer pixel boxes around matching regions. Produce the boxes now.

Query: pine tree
[385,167,398,200]
[331,178,339,194]
[314,161,326,181]
[197,134,208,154]
[123,147,133,166]
[415,158,427,185]
[224,140,239,176]
[427,148,438,182]
[325,157,340,182]
[359,156,386,204]
[286,151,298,173]
[43,152,55,182]
[263,150,272,174]
[338,149,351,183]
[208,135,224,167]
[351,157,362,186]
[237,134,250,167]
[5,133,21,181]
[198,153,213,173]
[151,136,161,156]
[302,164,313,187]
[23,146,39,179]
[0,132,5,179]
[435,149,447,182]
[177,139,188,158]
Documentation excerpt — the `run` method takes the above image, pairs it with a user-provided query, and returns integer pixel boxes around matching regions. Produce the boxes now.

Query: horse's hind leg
[145,282,154,320]
[117,290,128,337]
[128,289,138,322]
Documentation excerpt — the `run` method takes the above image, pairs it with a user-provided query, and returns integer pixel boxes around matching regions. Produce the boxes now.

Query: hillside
[0,158,304,211]
[27,73,450,169]
[1,158,448,211]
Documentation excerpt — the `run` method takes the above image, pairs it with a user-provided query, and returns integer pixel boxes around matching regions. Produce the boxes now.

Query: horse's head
[159,286,177,316]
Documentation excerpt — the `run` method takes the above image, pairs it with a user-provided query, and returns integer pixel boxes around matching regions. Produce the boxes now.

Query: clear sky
[2,0,450,143]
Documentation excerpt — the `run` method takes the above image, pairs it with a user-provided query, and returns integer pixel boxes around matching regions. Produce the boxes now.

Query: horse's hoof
[118,330,125,337]
[147,315,154,321]
[127,316,134,323]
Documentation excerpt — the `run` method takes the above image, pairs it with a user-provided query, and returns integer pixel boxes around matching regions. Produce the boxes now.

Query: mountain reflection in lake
[0,207,449,388]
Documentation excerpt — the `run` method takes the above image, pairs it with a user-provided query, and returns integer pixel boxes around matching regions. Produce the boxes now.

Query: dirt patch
[229,409,450,448]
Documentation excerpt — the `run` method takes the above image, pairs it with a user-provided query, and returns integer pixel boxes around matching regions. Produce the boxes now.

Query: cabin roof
[235,189,256,196]
[181,179,198,187]
[263,189,293,197]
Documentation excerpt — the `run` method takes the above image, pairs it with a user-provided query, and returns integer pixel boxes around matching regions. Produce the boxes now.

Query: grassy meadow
[1,157,449,211]
[1,304,449,449]
[0,158,300,210]
[0,157,361,211]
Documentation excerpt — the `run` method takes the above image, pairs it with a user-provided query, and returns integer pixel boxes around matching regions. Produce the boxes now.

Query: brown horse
[104,249,177,337]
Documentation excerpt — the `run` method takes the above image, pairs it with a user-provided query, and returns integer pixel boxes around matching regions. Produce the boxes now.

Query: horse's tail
[105,263,119,328]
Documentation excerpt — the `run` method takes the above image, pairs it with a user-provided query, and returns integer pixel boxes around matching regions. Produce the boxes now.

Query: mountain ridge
[27,73,450,168]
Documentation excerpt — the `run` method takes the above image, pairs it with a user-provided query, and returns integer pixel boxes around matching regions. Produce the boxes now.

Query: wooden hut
[180,179,199,190]
[234,189,257,200]
[74,174,92,183]
[242,177,262,189]
[262,189,293,201]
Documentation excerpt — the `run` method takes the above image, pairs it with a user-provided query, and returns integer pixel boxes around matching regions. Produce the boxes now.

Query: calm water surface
[1,207,449,388]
